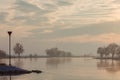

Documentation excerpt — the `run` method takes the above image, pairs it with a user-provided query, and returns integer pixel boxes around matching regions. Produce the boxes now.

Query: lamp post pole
[8,31,12,66]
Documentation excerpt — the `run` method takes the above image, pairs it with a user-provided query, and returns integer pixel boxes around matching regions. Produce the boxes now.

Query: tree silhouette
[97,47,105,58]
[116,46,120,58]
[0,50,7,58]
[46,48,72,57]
[13,43,24,58]
[97,43,120,59]
[107,43,118,58]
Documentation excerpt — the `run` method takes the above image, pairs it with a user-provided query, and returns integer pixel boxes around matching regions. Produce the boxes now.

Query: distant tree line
[0,43,24,58]
[97,43,120,59]
[46,48,72,57]
[0,50,7,58]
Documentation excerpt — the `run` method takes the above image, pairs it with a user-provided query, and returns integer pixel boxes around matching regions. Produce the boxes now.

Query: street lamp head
[8,31,12,35]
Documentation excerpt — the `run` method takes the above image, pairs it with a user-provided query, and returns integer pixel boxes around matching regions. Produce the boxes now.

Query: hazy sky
[0,0,120,56]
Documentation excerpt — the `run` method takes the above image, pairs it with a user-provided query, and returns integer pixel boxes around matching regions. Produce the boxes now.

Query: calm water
[0,58,120,80]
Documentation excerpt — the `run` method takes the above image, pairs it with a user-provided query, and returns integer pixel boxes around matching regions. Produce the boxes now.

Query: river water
[0,58,120,80]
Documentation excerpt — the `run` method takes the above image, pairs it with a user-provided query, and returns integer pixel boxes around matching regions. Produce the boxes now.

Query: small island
[46,48,72,57]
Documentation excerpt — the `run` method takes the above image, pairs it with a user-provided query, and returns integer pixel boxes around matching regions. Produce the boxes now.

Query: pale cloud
[0,0,15,10]
[41,29,53,34]
[60,1,120,29]
[1,0,120,29]
[0,26,39,38]
[0,0,16,22]
[42,0,120,29]
[1,0,120,39]
[12,26,38,38]
[49,33,120,43]
[45,0,76,24]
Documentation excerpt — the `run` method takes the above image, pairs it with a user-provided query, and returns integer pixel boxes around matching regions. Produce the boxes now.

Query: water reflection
[0,76,9,80]
[0,59,7,64]
[0,75,12,80]
[97,60,120,73]
[46,57,71,68]
[14,59,23,67]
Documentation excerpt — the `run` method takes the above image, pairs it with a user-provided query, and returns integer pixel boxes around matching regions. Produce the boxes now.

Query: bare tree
[97,47,105,58]
[13,43,24,58]
[107,43,119,59]
[116,46,120,58]
[97,43,120,59]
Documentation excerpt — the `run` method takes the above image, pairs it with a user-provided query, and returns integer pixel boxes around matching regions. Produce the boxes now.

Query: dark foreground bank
[0,64,42,76]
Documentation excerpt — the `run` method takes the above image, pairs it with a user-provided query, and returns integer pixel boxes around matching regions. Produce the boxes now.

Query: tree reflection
[0,58,6,64]
[0,76,9,80]
[0,76,11,80]
[97,59,120,73]
[46,58,71,69]
[14,59,23,68]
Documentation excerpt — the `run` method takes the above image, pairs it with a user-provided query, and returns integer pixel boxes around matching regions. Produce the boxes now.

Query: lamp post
[8,31,12,66]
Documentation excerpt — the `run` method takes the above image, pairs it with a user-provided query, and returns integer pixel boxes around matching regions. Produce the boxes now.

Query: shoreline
[0,56,93,59]
[94,57,120,60]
